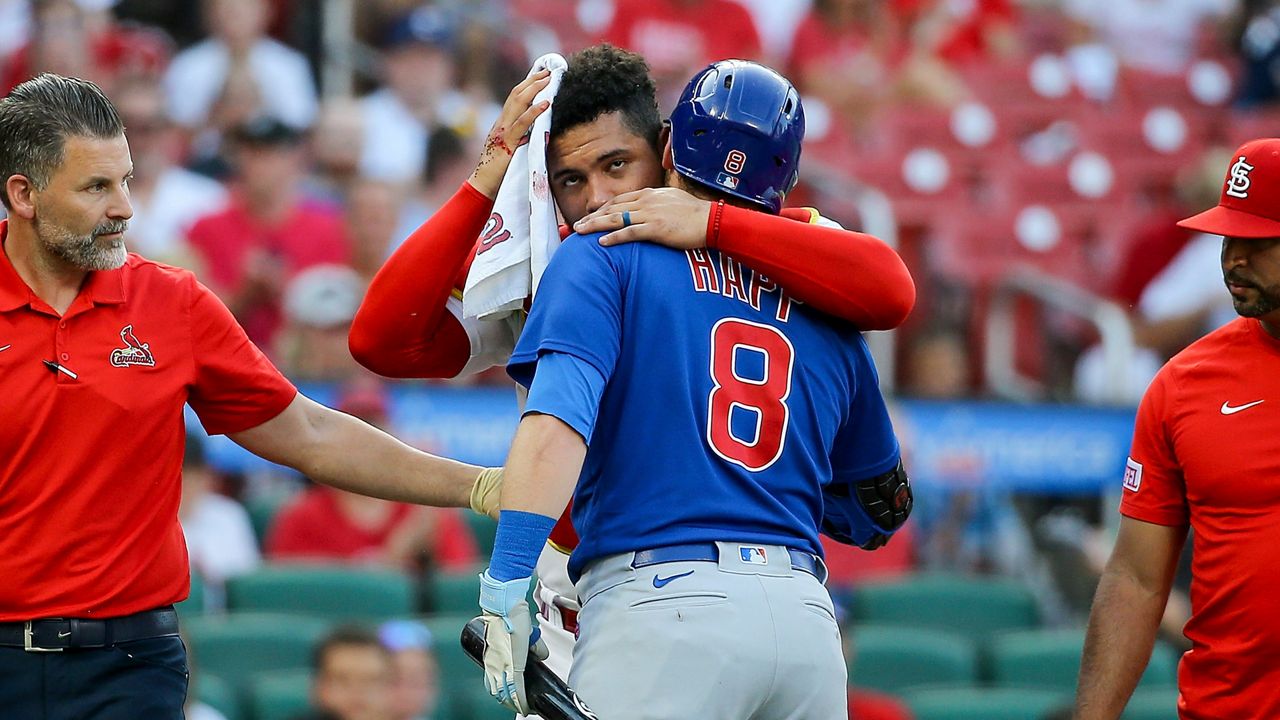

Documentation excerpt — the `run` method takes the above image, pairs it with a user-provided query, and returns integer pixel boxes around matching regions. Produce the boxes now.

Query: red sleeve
[348,182,494,378]
[186,276,297,436]
[1119,370,1189,527]
[708,203,916,330]
[430,509,480,571]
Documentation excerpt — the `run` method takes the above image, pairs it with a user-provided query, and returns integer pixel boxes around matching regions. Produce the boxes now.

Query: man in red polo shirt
[0,73,496,719]
[1075,138,1280,719]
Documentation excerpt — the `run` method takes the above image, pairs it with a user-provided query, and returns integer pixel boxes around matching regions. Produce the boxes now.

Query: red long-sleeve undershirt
[348,181,916,380]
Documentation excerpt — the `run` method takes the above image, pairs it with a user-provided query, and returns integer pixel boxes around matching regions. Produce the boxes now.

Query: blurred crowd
[0,1,1262,716]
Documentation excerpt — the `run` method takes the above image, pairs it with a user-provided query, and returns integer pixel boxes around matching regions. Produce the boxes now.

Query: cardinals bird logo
[109,325,156,368]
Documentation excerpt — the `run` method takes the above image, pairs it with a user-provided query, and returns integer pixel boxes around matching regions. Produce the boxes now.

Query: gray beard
[37,218,129,271]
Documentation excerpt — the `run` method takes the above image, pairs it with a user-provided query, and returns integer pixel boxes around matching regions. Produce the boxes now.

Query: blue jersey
[508,232,900,580]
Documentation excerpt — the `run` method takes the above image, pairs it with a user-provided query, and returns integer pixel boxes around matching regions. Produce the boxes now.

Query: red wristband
[708,199,726,249]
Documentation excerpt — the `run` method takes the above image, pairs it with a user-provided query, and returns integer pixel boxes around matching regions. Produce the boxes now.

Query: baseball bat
[461,618,599,720]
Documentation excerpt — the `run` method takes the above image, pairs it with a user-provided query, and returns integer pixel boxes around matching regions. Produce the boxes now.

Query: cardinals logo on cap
[1226,156,1255,199]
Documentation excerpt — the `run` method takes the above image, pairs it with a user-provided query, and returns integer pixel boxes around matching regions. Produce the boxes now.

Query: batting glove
[477,569,549,714]
[470,467,504,520]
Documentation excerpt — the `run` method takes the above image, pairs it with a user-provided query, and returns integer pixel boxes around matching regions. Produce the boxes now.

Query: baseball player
[475,61,912,720]
[349,45,915,710]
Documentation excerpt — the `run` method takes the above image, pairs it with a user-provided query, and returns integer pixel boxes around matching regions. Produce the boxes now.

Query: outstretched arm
[348,71,552,378]
[573,188,916,330]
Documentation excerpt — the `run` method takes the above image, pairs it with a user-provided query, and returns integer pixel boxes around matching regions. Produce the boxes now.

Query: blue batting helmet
[668,60,804,214]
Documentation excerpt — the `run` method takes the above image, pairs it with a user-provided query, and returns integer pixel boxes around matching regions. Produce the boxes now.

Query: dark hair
[424,126,466,185]
[0,73,124,210]
[550,44,661,153]
[312,625,390,673]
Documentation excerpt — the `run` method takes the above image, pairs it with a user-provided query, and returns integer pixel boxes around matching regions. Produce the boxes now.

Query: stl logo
[724,149,747,174]
[1225,156,1255,199]
[110,325,156,368]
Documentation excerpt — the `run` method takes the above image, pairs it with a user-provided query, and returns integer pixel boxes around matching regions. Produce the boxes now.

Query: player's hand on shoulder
[477,570,548,714]
[469,70,552,199]
[573,187,712,250]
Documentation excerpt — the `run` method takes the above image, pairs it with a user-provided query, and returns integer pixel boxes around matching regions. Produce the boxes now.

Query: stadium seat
[421,614,485,720]
[853,574,1039,642]
[249,669,312,720]
[988,628,1179,690]
[176,570,205,617]
[1122,686,1180,720]
[247,493,291,548]
[184,613,329,694]
[905,687,1070,720]
[848,625,978,694]
[226,564,413,621]
[425,567,486,615]
[195,673,242,720]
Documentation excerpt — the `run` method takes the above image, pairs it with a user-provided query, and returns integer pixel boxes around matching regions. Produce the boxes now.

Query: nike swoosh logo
[653,570,695,588]
[1222,400,1265,415]
[0,345,9,352]
[57,631,71,638]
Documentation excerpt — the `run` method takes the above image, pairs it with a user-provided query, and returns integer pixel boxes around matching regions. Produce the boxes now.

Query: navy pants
[0,636,189,719]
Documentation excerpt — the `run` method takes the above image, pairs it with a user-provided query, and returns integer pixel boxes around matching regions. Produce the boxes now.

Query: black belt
[631,543,828,583]
[0,607,179,653]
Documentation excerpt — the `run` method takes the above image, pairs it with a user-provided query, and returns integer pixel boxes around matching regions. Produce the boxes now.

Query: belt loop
[68,618,80,647]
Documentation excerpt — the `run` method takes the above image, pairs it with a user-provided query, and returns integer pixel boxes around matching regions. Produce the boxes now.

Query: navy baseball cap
[381,6,456,51]
[231,116,303,146]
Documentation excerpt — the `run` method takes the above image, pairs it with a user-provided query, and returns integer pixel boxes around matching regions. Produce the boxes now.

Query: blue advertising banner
[194,386,1136,495]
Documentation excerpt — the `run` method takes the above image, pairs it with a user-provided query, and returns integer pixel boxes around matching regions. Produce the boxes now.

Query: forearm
[712,203,916,329]
[500,413,586,520]
[1075,565,1171,719]
[349,181,493,378]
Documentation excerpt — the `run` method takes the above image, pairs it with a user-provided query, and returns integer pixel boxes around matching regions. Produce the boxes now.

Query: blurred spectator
[1064,0,1231,76]
[311,97,367,202]
[264,378,479,572]
[360,6,496,183]
[0,0,30,60]
[788,0,897,133]
[346,182,406,281]
[378,620,441,720]
[294,626,394,720]
[895,0,1021,66]
[600,0,763,102]
[1074,148,1237,404]
[180,432,261,609]
[392,126,472,249]
[903,326,973,399]
[112,77,227,264]
[735,0,813,65]
[1235,0,1280,107]
[277,264,367,381]
[163,0,317,132]
[185,116,350,348]
[2,0,170,94]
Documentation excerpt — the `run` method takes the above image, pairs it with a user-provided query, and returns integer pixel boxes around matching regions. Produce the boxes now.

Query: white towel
[463,53,568,320]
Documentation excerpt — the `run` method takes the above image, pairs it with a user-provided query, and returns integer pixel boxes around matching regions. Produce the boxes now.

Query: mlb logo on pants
[739,546,768,565]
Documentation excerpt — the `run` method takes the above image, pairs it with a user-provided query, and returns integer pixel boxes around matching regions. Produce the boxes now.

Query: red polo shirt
[1121,317,1280,718]
[0,221,297,621]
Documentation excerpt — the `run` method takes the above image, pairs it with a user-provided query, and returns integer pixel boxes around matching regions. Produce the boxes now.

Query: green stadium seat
[421,614,483,720]
[1122,686,1179,720]
[426,568,485,615]
[905,687,1070,720]
[226,565,413,621]
[250,669,313,720]
[177,570,206,617]
[853,574,1039,642]
[988,628,1179,690]
[195,673,242,720]
[849,625,978,693]
[184,613,329,695]
[247,493,291,548]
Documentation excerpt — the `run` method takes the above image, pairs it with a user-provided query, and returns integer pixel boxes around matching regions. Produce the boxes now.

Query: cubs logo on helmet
[668,60,804,214]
